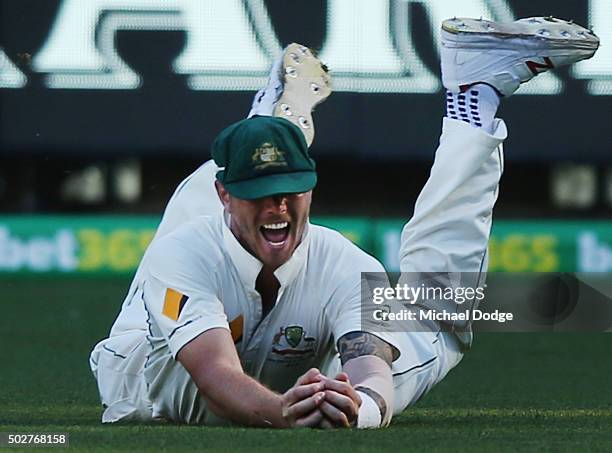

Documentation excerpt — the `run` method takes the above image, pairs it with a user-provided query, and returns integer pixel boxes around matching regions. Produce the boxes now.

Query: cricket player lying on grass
[90,17,598,428]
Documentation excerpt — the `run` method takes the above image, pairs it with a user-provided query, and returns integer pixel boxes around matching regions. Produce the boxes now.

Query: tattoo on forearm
[355,386,387,421]
[337,331,398,366]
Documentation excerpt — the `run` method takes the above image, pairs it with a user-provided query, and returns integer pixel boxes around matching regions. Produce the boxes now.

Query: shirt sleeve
[143,233,230,358]
[325,242,402,356]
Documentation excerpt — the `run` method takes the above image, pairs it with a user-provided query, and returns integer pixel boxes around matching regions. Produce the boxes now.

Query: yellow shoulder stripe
[162,288,188,321]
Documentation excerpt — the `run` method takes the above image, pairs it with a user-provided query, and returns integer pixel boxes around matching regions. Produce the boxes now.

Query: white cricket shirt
[133,215,398,420]
[96,161,400,423]
[142,213,396,390]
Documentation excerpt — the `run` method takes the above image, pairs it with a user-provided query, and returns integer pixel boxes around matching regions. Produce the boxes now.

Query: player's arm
[338,332,397,428]
[318,238,400,428]
[316,331,397,428]
[177,327,326,428]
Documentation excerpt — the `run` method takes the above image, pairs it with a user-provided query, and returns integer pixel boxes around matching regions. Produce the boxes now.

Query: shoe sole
[442,17,599,52]
[273,43,332,147]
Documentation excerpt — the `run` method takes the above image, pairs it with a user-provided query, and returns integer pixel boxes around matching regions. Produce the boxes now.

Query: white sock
[446,84,500,134]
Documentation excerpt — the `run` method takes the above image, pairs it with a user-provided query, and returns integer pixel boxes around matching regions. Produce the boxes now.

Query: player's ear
[215,180,231,209]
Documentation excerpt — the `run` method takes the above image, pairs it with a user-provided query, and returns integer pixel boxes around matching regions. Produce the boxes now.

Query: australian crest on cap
[252,143,288,170]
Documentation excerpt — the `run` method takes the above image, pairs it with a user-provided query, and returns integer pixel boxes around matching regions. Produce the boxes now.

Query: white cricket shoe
[441,16,600,96]
[248,43,331,146]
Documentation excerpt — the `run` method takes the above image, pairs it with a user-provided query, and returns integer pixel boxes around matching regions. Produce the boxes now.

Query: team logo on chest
[271,325,316,357]
[284,326,304,348]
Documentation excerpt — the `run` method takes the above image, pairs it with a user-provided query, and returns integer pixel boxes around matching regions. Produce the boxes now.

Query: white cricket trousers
[323,117,507,413]
[90,117,507,422]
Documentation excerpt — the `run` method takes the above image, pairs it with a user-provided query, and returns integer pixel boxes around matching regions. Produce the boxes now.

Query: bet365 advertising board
[0,216,611,275]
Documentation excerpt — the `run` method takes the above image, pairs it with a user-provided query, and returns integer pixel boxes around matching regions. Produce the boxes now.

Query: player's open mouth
[260,221,291,246]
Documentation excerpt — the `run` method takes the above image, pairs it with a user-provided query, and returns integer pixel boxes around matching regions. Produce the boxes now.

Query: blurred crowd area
[1,0,611,219]
[0,156,611,219]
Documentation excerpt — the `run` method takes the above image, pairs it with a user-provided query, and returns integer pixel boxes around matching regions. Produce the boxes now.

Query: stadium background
[1,0,611,450]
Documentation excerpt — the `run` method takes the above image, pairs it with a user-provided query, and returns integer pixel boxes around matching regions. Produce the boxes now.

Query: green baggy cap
[212,116,317,200]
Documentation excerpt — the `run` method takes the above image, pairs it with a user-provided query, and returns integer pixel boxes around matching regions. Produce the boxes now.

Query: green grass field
[1,277,611,452]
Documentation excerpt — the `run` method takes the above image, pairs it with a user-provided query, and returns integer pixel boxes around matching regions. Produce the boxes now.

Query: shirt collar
[221,212,310,290]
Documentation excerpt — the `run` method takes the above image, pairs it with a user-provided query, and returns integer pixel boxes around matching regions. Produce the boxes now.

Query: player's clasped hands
[281,368,362,429]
